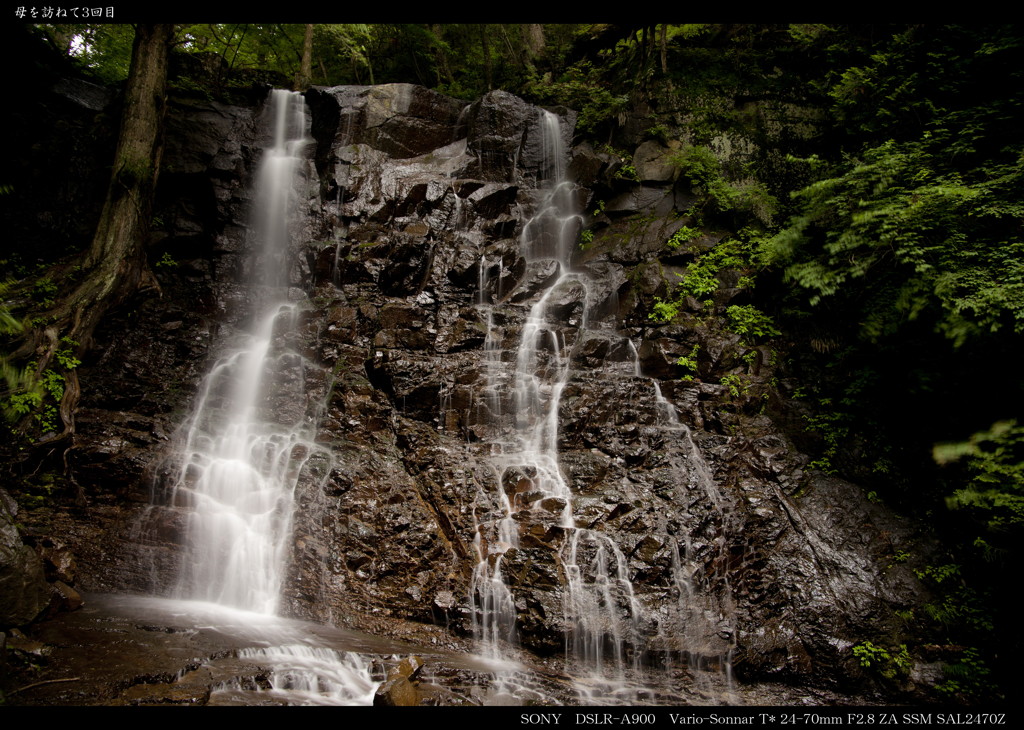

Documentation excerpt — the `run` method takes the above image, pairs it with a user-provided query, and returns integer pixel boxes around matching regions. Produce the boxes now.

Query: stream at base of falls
[13,592,861,707]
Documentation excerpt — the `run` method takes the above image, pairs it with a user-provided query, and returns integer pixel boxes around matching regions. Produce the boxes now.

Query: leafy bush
[670,146,777,224]
[31,277,58,307]
[802,399,849,474]
[934,420,1024,547]
[936,647,995,699]
[720,373,743,397]
[666,226,701,250]
[649,296,681,323]
[762,139,1024,347]
[524,60,629,134]
[677,345,700,381]
[725,304,780,342]
[671,145,737,214]
[853,641,912,681]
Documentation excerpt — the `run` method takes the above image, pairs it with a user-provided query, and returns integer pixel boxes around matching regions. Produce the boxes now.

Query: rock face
[1,489,51,626]
[13,82,931,702]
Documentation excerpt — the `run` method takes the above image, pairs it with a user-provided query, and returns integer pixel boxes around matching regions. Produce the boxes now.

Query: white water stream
[470,110,737,704]
[470,110,643,699]
[163,90,379,704]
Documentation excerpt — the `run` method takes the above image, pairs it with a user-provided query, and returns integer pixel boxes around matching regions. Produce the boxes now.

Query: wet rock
[468,183,519,219]
[568,141,615,189]
[52,77,114,112]
[49,581,84,613]
[435,306,487,354]
[308,84,468,161]
[163,98,255,176]
[0,489,51,627]
[501,547,565,655]
[508,259,560,302]
[374,655,423,706]
[5,628,48,656]
[604,184,676,218]
[465,90,539,182]
[633,140,682,183]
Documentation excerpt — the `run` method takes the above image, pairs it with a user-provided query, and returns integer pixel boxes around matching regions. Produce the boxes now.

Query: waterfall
[169,90,315,613]
[167,88,315,610]
[468,110,582,703]
[158,90,378,704]
[472,109,650,697]
[141,89,738,706]
[468,109,738,704]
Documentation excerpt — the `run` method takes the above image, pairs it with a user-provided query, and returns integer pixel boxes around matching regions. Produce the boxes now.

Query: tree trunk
[25,23,173,444]
[479,25,492,91]
[660,24,668,74]
[431,24,455,87]
[525,24,546,59]
[83,24,171,281]
[296,23,314,90]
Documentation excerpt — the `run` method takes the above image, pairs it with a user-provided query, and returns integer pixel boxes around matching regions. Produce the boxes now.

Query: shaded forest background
[3,22,1023,701]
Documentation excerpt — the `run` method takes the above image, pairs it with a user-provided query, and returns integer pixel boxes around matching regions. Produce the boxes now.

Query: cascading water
[470,109,738,704]
[170,89,315,613]
[470,109,646,700]
[161,89,378,704]
[467,110,582,703]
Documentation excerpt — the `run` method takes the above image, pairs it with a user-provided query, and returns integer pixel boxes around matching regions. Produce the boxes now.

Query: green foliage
[914,562,995,636]
[36,368,64,433]
[934,421,1024,542]
[3,384,42,422]
[725,304,780,343]
[525,59,629,134]
[312,24,376,85]
[34,24,137,82]
[3,360,71,434]
[758,38,1024,685]
[615,162,639,182]
[1,279,23,336]
[853,641,912,681]
[38,23,515,94]
[671,146,737,214]
[670,146,777,224]
[935,647,995,699]
[923,585,995,634]
[720,373,744,398]
[646,123,670,144]
[174,24,320,87]
[762,26,1024,351]
[1,279,39,424]
[763,140,1024,347]
[55,337,81,370]
[698,236,749,298]
[913,562,961,585]
[676,345,699,381]
[802,399,849,474]
[650,230,766,324]
[649,296,681,323]
[31,277,58,307]
[666,226,700,250]
[679,260,719,302]
[155,252,179,268]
